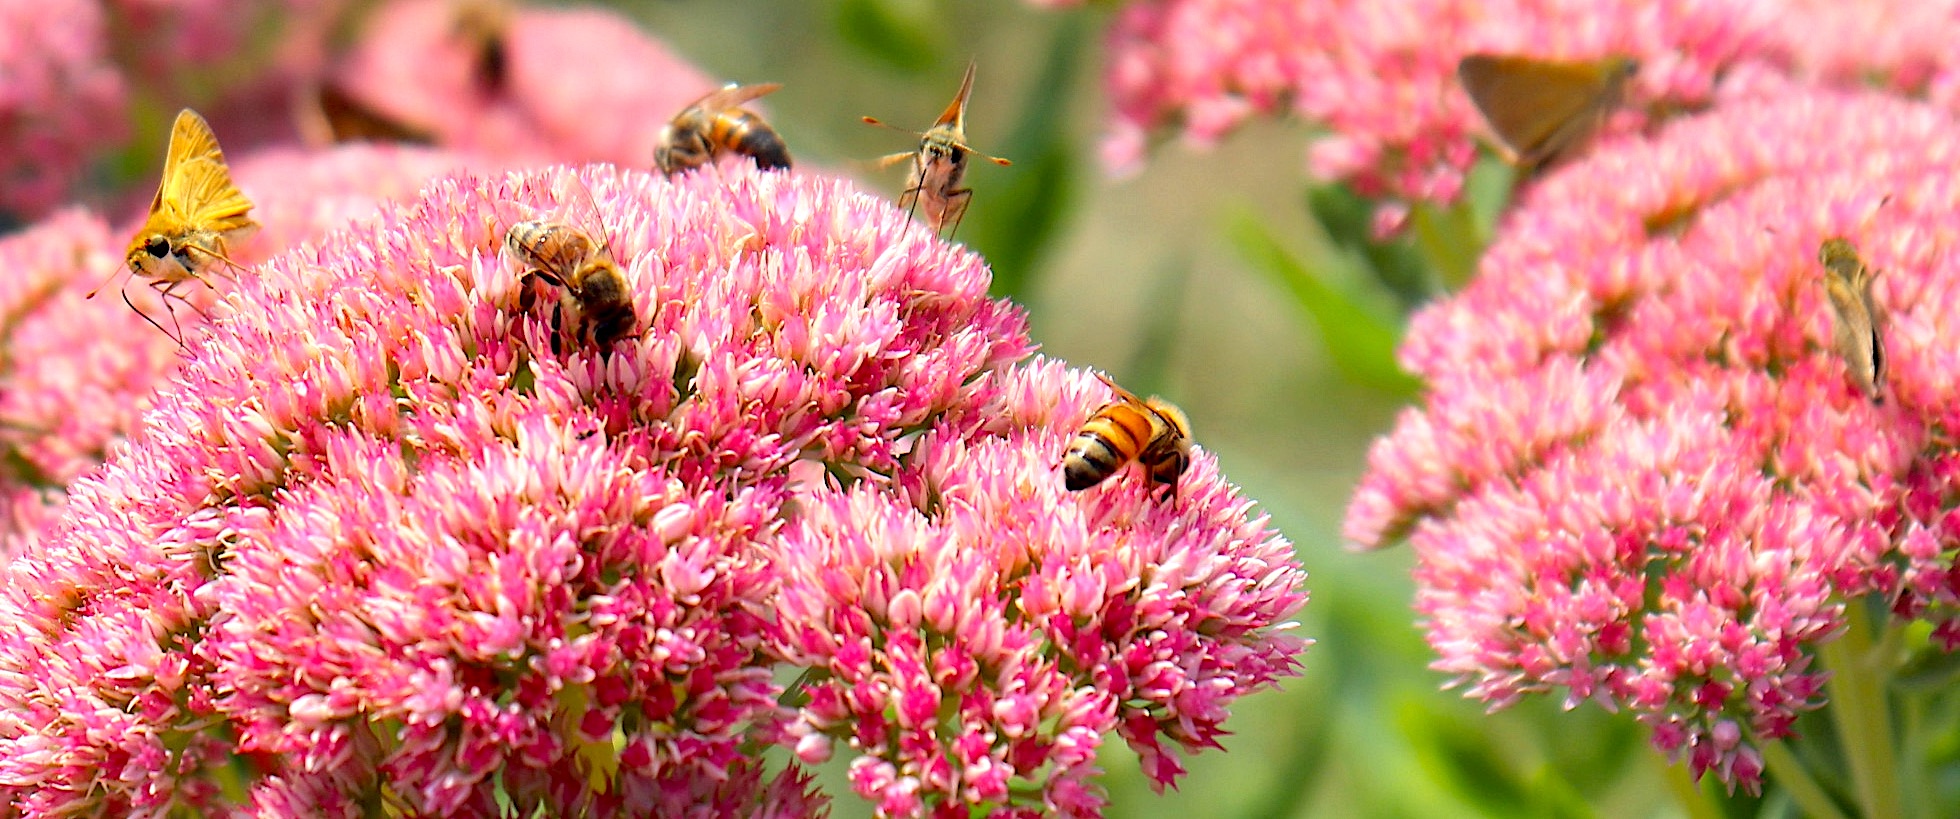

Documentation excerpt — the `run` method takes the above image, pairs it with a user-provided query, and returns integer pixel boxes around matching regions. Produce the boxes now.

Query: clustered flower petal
[776,359,1307,816]
[1345,88,1960,790]
[0,210,177,557]
[0,144,497,561]
[0,163,1309,816]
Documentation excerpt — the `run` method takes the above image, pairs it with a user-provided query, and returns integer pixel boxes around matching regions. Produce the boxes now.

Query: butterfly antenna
[861,116,925,139]
[85,263,132,300]
[951,139,1013,166]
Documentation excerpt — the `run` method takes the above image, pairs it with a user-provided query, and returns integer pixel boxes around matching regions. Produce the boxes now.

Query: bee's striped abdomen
[1062,404,1155,491]
[717,113,793,171]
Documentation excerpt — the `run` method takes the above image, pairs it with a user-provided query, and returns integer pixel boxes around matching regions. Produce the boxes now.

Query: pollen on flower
[1346,88,1960,791]
[0,163,1307,815]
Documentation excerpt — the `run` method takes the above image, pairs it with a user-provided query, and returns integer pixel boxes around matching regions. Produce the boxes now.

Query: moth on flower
[1818,237,1886,403]
[94,108,257,345]
[1457,54,1637,172]
[862,60,1011,239]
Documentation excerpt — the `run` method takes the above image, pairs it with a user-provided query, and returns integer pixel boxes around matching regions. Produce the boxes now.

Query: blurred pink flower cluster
[0,0,129,215]
[0,163,1307,815]
[0,0,715,218]
[1346,88,1960,789]
[1041,0,1960,228]
[1059,0,1773,217]
[325,0,718,166]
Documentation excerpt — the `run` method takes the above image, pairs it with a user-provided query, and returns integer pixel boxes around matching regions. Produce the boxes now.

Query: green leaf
[833,0,944,73]
[1392,694,1600,819]
[1895,642,1960,693]
[1226,213,1421,396]
[1304,183,1436,311]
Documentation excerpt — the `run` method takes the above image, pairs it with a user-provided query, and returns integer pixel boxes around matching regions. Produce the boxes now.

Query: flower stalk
[1818,601,1904,819]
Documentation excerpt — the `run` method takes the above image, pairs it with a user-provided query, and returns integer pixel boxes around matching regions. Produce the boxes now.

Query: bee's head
[654,124,713,175]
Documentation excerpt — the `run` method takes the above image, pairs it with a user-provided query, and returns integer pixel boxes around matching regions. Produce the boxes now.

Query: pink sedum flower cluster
[0,143,493,562]
[1345,88,1960,789]
[1074,0,1773,215]
[778,359,1305,816]
[0,211,174,556]
[0,164,1308,816]
[330,0,720,167]
[1050,0,1960,229]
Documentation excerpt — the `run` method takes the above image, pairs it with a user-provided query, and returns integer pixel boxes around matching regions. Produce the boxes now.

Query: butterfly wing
[1458,55,1632,168]
[1820,241,1885,401]
[317,85,435,145]
[935,60,977,132]
[158,109,257,239]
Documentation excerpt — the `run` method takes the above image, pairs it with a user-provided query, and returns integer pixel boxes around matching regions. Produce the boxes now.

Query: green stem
[1760,739,1850,819]
[1896,693,1930,819]
[1818,601,1903,819]
[1656,746,1728,819]
[1407,201,1483,291]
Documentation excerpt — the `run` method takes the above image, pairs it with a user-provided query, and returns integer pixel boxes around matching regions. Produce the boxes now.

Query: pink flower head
[0,209,178,557]
[0,161,1307,815]
[0,0,127,216]
[0,145,493,561]
[1076,0,1778,211]
[777,358,1308,815]
[330,0,720,166]
[1346,88,1960,790]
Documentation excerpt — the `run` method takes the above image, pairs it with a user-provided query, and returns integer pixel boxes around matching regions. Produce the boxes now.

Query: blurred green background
[616,1,1752,816]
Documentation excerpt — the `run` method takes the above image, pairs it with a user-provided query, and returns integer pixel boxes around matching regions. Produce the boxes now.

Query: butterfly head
[127,233,191,282]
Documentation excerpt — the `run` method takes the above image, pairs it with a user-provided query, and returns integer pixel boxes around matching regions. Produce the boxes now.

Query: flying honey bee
[654,83,793,175]
[503,176,637,349]
[449,0,512,97]
[1061,373,1193,501]
[1457,53,1637,171]
[91,108,257,344]
[863,60,1011,238]
[1818,237,1886,403]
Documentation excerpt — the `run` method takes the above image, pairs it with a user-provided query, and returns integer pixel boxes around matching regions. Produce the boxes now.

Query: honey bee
[91,108,257,344]
[1818,237,1885,403]
[1061,373,1192,500]
[654,83,793,176]
[503,177,636,349]
[863,60,1011,238]
[1457,54,1637,171]
[449,0,512,97]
